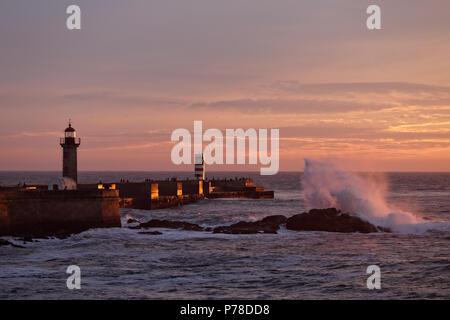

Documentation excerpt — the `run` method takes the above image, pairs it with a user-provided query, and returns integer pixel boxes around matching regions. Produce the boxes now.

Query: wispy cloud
[9,131,61,138]
[190,98,393,114]
[267,81,450,95]
[84,141,170,151]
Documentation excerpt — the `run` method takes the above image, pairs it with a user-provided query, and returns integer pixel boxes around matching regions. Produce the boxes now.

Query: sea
[0,171,449,299]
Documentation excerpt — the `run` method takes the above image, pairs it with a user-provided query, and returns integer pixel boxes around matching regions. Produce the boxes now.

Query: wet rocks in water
[128,225,141,230]
[0,238,25,248]
[127,218,140,224]
[260,215,287,226]
[286,208,381,233]
[17,236,37,243]
[213,215,287,234]
[138,231,163,235]
[139,219,204,232]
[129,209,387,235]
[213,221,275,234]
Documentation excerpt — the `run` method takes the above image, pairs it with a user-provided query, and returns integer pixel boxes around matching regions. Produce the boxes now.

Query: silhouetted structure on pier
[60,121,80,184]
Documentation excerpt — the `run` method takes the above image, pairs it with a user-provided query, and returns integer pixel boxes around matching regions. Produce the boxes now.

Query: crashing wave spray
[301,159,448,233]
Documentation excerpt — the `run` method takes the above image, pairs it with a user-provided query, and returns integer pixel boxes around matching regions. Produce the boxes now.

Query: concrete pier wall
[210,178,255,192]
[207,178,273,199]
[114,180,205,210]
[81,177,273,211]
[182,180,203,195]
[0,189,121,237]
[0,184,49,191]
[158,181,183,196]
[207,190,274,199]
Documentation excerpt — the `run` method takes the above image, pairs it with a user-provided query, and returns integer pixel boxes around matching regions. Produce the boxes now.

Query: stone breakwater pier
[78,177,274,210]
[0,122,274,238]
[0,188,120,238]
[0,177,273,237]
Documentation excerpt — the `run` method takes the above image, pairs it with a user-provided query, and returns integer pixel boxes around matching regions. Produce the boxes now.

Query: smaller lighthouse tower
[194,153,205,180]
[60,121,81,184]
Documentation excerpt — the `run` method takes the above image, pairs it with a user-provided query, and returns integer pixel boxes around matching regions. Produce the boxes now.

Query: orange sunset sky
[1,0,450,172]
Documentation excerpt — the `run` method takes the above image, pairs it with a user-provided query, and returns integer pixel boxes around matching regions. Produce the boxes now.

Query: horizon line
[1,170,450,174]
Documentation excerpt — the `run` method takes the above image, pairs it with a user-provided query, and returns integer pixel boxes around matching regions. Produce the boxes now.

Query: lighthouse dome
[65,123,76,132]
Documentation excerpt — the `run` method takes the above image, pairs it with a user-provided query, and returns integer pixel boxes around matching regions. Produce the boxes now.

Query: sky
[1,0,450,172]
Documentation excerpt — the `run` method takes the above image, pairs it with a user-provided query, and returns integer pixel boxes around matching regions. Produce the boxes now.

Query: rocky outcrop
[129,215,287,234]
[126,209,387,235]
[139,219,204,232]
[260,215,287,226]
[127,218,140,224]
[286,208,382,233]
[213,215,287,234]
[138,231,163,235]
[0,238,25,248]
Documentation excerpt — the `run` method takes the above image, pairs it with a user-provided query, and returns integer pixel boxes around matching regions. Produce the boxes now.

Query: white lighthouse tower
[60,121,81,184]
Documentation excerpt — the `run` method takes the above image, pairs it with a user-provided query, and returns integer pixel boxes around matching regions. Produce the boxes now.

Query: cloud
[188,81,450,117]
[84,141,170,151]
[277,124,450,141]
[62,91,186,107]
[190,98,392,114]
[8,131,61,138]
[267,81,450,95]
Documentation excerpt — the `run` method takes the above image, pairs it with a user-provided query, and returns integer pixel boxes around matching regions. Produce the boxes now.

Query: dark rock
[127,218,140,224]
[53,229,80,239]
[0,238,25,248]
[7,225,93,240]
[19,236,35,243]
[128,226,141,230]
[138,231,163,235]
[286,208,379,233]
[139,219,204,232]
[213,215,287,234]
[213,221,276,234]
[127,210,385,235]
[261,215,287,225]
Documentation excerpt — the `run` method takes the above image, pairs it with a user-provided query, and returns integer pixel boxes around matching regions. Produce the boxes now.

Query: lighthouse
[194,153,205,180]
[60,121,81,183]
